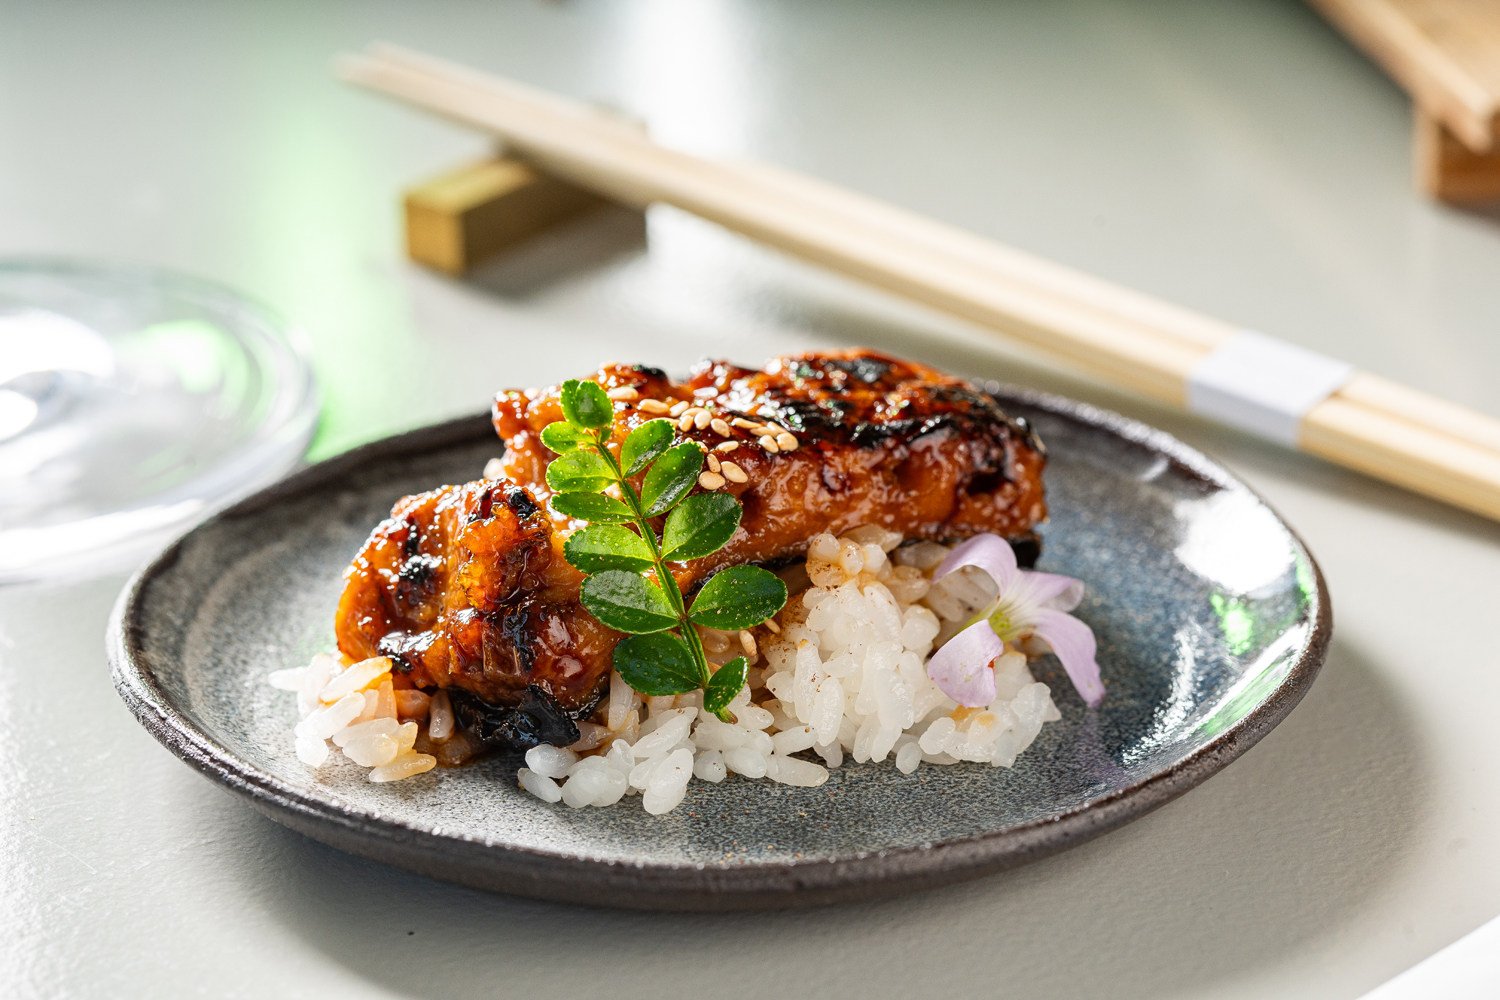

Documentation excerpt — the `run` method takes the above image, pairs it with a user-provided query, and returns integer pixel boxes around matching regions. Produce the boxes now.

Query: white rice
[270,526,1062,813]
[268,653,437,781]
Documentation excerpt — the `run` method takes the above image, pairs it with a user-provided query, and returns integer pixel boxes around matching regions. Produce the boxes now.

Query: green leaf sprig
[543,379,788,720]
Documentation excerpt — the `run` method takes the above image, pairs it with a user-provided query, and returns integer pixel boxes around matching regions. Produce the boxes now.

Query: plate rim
[108,385,1332,908]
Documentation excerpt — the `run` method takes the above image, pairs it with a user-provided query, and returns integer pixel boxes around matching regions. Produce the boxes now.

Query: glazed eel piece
[333,350,1047,747]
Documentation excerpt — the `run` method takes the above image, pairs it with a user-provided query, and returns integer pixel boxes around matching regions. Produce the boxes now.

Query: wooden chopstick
[339,46,1500,522]
[362,45,1500,459]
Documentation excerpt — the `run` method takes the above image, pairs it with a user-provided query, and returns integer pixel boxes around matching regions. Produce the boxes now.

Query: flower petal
[1031,608,1105,706]
[1027,571,1086,612]
[1002,569,1086,617]
[927,620,1003,707]
[935,533,1020,591]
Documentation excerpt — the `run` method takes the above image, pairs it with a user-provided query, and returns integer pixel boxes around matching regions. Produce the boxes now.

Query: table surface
[3,1,1498,997]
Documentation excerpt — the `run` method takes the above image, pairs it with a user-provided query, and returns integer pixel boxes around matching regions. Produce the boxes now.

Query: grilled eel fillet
[334,350,1046,747]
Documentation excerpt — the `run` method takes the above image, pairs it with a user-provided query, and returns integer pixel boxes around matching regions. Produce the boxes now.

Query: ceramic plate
[109,387,1330,911]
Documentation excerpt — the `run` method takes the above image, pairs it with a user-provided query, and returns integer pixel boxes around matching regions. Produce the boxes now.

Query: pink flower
[926,534,1104,708]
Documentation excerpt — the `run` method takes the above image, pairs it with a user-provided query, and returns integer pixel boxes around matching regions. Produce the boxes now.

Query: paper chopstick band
[1186,330,1353,446]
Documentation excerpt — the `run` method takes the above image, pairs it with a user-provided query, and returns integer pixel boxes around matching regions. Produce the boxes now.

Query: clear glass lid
[0,259,319,584]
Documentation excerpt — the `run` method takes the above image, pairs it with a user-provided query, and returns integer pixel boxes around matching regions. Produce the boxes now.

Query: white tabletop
[3,2,1498,997]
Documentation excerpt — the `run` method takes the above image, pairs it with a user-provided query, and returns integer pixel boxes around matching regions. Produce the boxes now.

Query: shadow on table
[235,636,1427,1000]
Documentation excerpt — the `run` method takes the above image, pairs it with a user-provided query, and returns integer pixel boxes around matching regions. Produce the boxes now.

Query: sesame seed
[692,386,718,398]
[758,435,780,453]
[693,409,712,430]
[776,432,799,451]
[739,630,758,658]
[731,417,759,430]
[721,461,747,483]
[715,441,740,453]
[706,453,722,473]
[698,471,725,491]
[669,400,690,417]
[677,413,695,431]
[709,417,731,436]
[606,386,639,401]
[763,618,781,635]
[637,398,670,414]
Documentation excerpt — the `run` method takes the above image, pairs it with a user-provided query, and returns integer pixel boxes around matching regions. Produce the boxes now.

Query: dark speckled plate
[108,387,1330,911]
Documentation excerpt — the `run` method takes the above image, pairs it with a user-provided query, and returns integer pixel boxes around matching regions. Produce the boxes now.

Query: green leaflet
[702,656,749,716]
[640,442,704,516]
[540,421,595,454]
[545,448,614,493]
[550,492,632,524]
[688,565,788,631]
[564,524,654,573]
[560,378,613,429]
[660,492,741,562]
[621,419,675,476]
[614,633,703,695]
[579,570,678,633]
